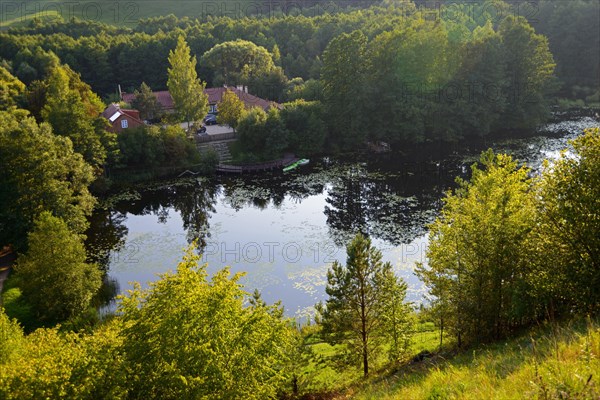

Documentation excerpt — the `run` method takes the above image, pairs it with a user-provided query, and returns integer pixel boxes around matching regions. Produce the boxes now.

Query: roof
[101,103,145,126]
[121,87,281,111]
[122,90,174,110]
[101,103,120,119]
[206,87,282,110]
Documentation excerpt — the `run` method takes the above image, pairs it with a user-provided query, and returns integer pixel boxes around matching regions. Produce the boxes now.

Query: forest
[0,0,599,398]
[0,0,598,156]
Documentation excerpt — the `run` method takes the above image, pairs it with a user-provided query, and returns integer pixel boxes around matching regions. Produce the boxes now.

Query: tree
[321,30,369,150]
[281,100,326,155]
[15,212,102,323]
[119,244,292,399]
[167,35,208,129]
[217,88,245,130]
[132,82,162,121]
[0,316,127,399]
[498,16,555,130]
[528,128,600,313]
[0,66,25,109]
[0,109,96,247]
[417,150,536,346]
[41,65,117,168]
[318,233,410,377]
[201,40,275,86]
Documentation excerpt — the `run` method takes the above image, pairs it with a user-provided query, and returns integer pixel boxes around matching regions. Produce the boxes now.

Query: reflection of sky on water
[107,188,431,318]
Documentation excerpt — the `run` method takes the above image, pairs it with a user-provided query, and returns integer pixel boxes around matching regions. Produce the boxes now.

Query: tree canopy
[119,245,293,399]
[201,39,276,86]
[167,35,208,127]
[15,212,101,323]
[217,88,245,130]
[0,109,95,247]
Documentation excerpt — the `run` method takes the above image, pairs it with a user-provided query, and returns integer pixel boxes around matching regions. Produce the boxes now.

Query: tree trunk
[361,300,368,377]
[439,315,444,350]
[362,330,369,377]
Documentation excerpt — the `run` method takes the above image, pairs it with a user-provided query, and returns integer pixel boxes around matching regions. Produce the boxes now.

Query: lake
[87,112,599,318]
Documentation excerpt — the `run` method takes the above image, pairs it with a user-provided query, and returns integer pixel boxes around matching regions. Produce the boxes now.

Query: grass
[298,322,449,395]
[0,277,40,332]
[350,319,600,400]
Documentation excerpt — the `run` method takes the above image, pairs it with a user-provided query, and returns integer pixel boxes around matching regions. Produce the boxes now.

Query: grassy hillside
[1,0,340,28]
[348,320,599,399]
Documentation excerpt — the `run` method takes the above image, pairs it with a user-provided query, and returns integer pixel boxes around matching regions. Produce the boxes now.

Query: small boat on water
[283,158,310,172]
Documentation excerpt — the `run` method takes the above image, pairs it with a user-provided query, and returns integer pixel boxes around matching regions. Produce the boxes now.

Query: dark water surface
[87,113,599,318]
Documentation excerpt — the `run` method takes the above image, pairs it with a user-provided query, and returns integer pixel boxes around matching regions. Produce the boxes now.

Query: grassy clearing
[351,319,600,400]
[298,322,448,395]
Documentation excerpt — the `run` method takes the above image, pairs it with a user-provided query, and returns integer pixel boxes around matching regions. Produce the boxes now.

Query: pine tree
[318,233,411,376]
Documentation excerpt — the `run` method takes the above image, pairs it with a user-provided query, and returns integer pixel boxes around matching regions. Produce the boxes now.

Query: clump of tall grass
[355,319,599,399]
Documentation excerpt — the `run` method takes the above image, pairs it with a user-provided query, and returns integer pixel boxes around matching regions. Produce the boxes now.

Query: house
[101,103,145,132]
[120,86,281,115]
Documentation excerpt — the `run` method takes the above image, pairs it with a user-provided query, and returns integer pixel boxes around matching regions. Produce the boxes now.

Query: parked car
[204,114,217,125]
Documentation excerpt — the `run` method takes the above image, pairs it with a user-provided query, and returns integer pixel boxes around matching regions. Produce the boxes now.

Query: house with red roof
[102,103,145,132]
[120,86,281,115]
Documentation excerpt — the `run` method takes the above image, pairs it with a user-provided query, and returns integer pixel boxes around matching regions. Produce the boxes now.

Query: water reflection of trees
[219,174,327,210]
[107,179,219,251]
[324,164,449,246]
[86,209,129,271]
[216,163,452,247]
[86,209,128,310]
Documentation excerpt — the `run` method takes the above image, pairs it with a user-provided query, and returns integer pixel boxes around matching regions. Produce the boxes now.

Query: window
[121,119,129,129]
[209,104,217,113]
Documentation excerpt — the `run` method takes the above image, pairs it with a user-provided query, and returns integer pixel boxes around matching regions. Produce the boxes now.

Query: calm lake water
[88,112,599,318]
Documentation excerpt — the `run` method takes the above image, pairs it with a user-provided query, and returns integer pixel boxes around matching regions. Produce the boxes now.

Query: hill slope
[351,320,599,399]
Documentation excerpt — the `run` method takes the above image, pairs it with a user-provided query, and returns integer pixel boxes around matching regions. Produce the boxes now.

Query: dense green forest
[0,0,598,155]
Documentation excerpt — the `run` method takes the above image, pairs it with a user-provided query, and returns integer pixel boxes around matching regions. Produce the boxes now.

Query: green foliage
[536,0,600,97]
[318,233,411,376]
[281,100,327,156]
[1,286,38,332]
[41,64,117,168]
[0,109,96,247]
[167,35,208,126]
[201,39,276,87]
[116,125,200,168]
[528,127,600,312]
[15,212,102,324]
[285,78,324,102]
[321,30,368,151]
[119,244,293,399]
[497,16,556,129]
[0,66,25,109]
[417,150,537,346]
[132,82,163,121]
[236,106,288,161]
[0,3,568,148]
[217,88,245,130]
[0,307,24,364]
[0,316,127,400]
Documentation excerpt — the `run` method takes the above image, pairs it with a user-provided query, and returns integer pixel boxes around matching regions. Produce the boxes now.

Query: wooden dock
[216,154,298,174]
